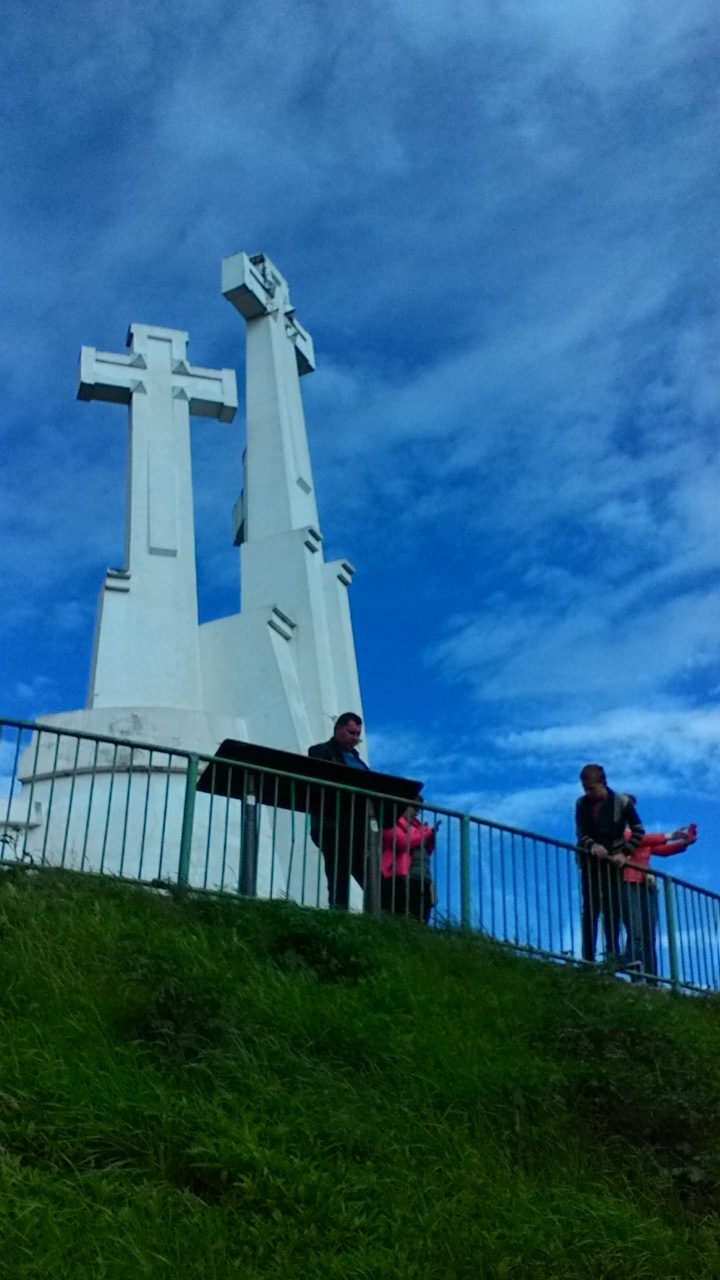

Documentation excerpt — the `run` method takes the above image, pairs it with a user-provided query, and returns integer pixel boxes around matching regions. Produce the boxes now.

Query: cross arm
[77,347,141,404]
[171,361,238,423]
[222,251,315,375]
[77,343,238,422]
[222,252,275,321]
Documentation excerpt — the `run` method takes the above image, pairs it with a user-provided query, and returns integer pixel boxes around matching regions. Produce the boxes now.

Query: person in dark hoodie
[575,763,644,964]
[308,713,369,908]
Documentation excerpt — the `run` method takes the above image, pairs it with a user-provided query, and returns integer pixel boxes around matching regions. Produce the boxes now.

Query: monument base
[9,708,327,904]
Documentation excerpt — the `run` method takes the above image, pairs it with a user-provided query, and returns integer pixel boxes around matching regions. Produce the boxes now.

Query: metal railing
[1,717,717,994]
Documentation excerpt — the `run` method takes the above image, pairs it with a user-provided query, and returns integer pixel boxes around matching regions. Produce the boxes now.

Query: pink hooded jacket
[381,815,435,879]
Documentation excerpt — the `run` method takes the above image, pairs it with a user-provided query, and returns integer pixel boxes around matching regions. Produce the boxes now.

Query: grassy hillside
[1,867,719,1279]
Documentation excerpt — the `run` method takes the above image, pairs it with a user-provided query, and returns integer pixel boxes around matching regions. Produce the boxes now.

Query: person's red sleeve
[651,839,689,858]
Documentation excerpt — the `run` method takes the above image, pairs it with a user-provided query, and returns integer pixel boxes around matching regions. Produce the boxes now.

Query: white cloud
[13,676,53,705]
[439,782,579,837]
[496,704,720,793]
[430,576,719,709]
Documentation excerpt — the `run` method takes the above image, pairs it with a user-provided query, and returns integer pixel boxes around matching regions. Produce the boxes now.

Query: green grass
[1,867,720,1278]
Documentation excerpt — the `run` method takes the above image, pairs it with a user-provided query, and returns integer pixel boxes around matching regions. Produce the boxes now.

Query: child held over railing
[620,818,697,978]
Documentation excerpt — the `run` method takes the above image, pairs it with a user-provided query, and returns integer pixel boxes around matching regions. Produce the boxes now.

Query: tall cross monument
[198,251,364,752]
[79,324,237,710]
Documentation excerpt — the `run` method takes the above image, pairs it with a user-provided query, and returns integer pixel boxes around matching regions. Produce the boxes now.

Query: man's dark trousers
[315,818,366,909]
[580,854,622,962]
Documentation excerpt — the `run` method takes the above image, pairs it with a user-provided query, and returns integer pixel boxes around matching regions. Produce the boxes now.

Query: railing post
[460,815,471,928]
[239,772,258,898]
[363,809,381,916]
[663,876,681,992]
[178,755,198,887]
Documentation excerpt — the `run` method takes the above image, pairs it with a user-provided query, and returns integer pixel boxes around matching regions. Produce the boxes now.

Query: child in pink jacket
[620,820,697,978]
[381,802,436,924]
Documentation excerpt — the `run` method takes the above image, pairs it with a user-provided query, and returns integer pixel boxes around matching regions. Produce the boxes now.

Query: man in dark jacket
[575,763,644,963]
[308,713,369,908]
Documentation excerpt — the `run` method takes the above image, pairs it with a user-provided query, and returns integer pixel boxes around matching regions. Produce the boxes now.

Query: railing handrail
[2,715,579,852]
[1,715,715,902]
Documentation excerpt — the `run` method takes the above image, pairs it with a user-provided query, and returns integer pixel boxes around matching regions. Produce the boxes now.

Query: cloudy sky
[2,0,718,889]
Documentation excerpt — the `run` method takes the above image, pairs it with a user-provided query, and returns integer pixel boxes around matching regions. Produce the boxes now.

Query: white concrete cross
[222,253,318,545]
[78,324,237,710]
[79,324,237,559]
[198,250,363,760]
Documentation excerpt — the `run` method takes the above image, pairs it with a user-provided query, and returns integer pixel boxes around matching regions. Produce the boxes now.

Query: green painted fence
[1,717,718,993]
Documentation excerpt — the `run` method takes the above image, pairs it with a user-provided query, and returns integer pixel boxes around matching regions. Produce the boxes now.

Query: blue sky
[2,0,718,889]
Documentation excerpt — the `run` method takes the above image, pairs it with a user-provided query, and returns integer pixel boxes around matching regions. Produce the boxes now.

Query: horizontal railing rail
[1,717,717,994]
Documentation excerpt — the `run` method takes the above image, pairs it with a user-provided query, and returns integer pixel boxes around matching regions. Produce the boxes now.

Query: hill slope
[1,868,719,1279]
